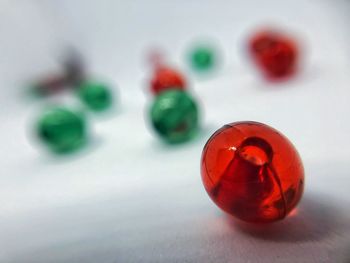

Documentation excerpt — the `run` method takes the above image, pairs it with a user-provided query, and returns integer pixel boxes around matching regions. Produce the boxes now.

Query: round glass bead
[189,46,215,71]
[77,81,113,111]
[150,89,199,144]
[150,66,186,95]
[249,30,298,79]
[37,107,86,153]
[201,121,304,223]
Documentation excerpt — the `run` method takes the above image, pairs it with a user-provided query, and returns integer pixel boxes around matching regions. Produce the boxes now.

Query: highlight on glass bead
[248,29,299,80]
[201,121,304,223]
[36,107,86,153]
[150,66,186,95]
[149,89,199,144]
[77,81,113,111]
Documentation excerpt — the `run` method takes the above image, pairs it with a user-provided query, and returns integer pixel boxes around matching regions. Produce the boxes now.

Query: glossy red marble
[201,121,304,223]
[249,30,298,79]
[150,66,186,95]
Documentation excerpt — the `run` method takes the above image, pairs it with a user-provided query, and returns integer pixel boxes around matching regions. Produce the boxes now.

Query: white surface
[0,0,350,262]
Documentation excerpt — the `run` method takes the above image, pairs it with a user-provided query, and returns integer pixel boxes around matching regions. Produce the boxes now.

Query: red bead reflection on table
[150,66,186,95]
[201,121,304,223]
[249,30,299,80]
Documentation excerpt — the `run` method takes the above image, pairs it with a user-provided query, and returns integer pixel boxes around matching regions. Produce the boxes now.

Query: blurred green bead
[190,46,215,71]
[150,89,199,144]
[37,107,86,153]
[77,81,112,111]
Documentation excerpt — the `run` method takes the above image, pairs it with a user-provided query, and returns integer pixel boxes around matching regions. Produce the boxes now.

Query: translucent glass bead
[37,107,86,153]
[249,30,298,79]
[77,81,113,111]
[189,46,215,71]
[150,66,186,95]
[201,121,304,223]
[150,89,199,143]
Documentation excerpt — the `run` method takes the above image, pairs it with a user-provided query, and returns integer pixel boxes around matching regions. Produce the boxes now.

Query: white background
[0,0,349,262]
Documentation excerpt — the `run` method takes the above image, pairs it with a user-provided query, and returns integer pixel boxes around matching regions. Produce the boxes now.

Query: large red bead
[150,66,186,95]
[249,30,298,79]
[201,121,304,223]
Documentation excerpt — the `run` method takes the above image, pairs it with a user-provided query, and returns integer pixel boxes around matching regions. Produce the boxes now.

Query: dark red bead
[150,66,186,95]
[249,30,298,79]
[33,75,68,95]
[201,121,304,223]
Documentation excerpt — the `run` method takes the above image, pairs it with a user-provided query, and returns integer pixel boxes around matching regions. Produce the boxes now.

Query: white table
[0,0,349,262]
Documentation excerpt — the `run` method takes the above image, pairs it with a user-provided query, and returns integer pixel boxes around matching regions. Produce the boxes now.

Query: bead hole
[237,137,273,166]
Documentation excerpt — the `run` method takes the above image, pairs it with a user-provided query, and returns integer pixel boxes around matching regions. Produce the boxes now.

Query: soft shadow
[38,135,105,165]
[228,194,348,243]
[247,63,323,92]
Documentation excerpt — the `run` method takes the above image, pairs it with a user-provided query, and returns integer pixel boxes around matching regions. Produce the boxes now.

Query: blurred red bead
[33,75,68,95]
[150,66,186,95]
[201,121,304,223]
[249,30,299,80]
[31,50,86,96]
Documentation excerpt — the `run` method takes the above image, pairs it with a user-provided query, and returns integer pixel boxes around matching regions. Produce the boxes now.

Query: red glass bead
[150,66,186,95]
[32,75,67,95]
[31,51,86,96]
[201,121,304,223]
[249,30,298,79]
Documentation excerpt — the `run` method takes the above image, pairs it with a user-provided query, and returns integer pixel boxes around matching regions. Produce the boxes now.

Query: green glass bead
[190,46,215,71]
[150,89,199,144]
[77,81,113,111]
[37,107,86,153]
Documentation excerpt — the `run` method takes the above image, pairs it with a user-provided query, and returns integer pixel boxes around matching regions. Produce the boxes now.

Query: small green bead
[150,89,199,144]
[37,107,86,153]
[190,46,215,71]
[77,81,113,111]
